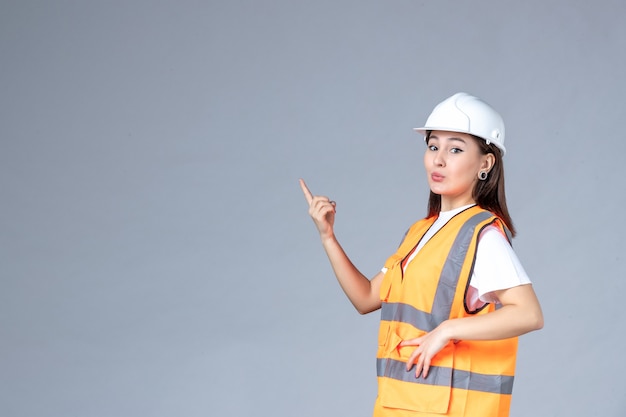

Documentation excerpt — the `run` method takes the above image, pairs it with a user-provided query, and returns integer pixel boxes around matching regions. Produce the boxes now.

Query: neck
[440,196,476,212]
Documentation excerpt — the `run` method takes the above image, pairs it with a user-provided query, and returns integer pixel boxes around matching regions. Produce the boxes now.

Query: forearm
[442,307,542,343]
[441,289,544,341]
[320,233,381,314]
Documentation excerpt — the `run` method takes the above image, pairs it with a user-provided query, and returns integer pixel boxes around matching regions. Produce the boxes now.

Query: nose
[433,150,445,167]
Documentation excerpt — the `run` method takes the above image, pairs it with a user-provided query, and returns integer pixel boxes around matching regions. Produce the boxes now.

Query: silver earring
[478,171,488,181]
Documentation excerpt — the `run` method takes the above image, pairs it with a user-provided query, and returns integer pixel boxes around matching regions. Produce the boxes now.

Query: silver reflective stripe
[381,302,445,333]
[504,226,512,243]
[376,358,514,395]
[432,211,492,318]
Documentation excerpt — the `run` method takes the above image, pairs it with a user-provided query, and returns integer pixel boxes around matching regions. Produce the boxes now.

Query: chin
[429,186,446,195]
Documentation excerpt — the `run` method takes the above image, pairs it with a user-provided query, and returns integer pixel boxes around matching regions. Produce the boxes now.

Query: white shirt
[382,205,531,311]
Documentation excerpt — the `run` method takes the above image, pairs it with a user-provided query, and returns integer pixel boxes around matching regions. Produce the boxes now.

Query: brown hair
[425,132,517,237]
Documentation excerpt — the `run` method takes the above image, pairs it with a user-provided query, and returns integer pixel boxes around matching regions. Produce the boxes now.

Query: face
[423,130,494,210]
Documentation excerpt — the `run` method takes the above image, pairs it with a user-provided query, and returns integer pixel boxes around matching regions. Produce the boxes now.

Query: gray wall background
[2,1,625,416]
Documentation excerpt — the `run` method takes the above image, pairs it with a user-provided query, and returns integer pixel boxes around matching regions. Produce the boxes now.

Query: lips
[431,172,444,182]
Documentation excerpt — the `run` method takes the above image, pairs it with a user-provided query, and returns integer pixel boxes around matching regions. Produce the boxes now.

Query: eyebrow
[427,135,468,144]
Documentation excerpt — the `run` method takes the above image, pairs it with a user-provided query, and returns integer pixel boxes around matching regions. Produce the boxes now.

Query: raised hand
[299,178,337,240]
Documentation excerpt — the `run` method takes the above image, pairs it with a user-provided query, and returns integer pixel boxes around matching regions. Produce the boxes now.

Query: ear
[481,153,495,173]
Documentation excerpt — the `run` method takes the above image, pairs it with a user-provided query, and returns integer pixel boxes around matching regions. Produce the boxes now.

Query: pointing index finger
[299,178,313,204]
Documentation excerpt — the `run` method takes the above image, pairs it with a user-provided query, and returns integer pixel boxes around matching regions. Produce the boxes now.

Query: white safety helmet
[414,92,506,155]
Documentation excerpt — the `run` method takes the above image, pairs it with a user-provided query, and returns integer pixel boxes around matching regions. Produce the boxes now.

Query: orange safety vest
[374,205,518,417]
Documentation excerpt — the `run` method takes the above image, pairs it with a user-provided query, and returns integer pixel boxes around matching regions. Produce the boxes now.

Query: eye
[450,147,464,154]
[428,145,438,151]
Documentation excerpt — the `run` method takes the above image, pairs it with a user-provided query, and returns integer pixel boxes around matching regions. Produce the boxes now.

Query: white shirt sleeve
[467,226,532,307]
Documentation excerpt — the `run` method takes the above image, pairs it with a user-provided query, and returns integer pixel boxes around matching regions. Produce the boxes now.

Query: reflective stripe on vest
[435,211,492,317]
[376,358,514,395]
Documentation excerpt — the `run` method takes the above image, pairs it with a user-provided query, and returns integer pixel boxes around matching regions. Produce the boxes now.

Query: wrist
[320,231,336,245]
[439,319,456,342]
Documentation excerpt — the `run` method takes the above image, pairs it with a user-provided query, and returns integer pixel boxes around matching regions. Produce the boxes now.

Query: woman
[300,92,543,417]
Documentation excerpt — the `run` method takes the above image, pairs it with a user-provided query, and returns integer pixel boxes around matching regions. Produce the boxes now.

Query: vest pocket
[378,330,453,414]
